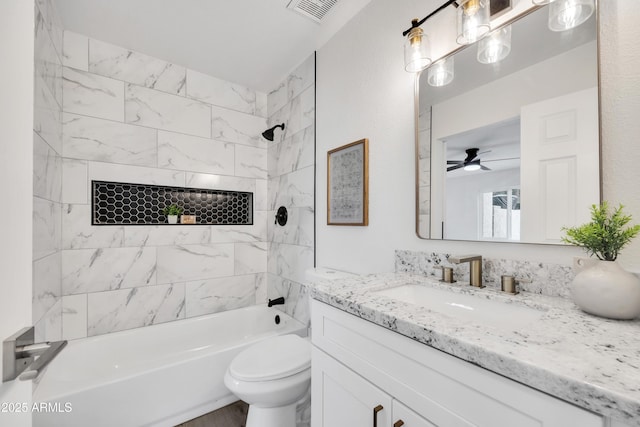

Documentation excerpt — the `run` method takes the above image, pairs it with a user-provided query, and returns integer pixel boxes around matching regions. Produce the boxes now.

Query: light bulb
[427,57,454,87]
[477,26,512,64]
[548,0,594,32]
[457,0,490,45]
[463,16,480,41]
[404,24,431,72]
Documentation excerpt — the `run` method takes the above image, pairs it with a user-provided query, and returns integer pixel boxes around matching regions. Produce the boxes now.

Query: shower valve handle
[275,206,288,226]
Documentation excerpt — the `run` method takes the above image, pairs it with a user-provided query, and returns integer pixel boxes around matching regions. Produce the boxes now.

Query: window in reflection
[481,188,520,241]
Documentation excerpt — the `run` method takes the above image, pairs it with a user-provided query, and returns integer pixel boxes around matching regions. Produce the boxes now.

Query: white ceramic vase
[571,260,640,320]
[167,215,178,224]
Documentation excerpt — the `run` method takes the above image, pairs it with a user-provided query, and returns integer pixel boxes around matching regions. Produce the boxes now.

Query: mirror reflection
[416,4,599,244]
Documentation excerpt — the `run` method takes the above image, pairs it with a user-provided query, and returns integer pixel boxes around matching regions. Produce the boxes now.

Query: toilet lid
[229,335,311,382]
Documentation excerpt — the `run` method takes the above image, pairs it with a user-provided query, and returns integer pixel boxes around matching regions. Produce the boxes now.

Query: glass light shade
[532,0,557,4]
[477,25,512,64]
[457,0,490,45]
[427,57,454,87]
[404,27,431,73]
[548,0,595,32]
[464,160,481,171]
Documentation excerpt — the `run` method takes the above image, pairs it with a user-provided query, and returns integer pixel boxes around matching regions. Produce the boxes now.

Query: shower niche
[92,181,253,225]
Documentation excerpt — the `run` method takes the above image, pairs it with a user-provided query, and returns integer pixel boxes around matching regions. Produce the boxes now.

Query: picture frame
[327,138,369,226]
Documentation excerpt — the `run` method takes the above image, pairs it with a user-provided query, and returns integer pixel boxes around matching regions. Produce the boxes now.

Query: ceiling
[53,0,371,92]
[446,117,521,177]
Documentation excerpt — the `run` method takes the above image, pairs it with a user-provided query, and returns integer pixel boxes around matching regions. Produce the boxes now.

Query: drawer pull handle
[373,404,383,427]
[394,421,405,427]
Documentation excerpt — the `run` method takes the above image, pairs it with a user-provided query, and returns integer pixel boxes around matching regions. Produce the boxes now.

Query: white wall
[446,168,520,240]
[600,1,640,270]
[432,42,596,143]
[317,1,640,273]
[0,0,35,423]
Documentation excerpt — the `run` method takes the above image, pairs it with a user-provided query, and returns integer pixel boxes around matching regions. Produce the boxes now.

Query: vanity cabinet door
[392,400,436,427]
[312,346,392,427]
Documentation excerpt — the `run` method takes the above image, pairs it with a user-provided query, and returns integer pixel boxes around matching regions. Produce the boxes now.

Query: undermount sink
[373,284,545,332]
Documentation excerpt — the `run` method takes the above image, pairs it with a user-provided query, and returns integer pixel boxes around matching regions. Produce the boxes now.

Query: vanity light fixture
[531,0,556,4]
[404,19,432,73]
[456,0,491,45]
[427,57,455,87]
[477,25,512,64]
[402,0,459,73]
[547,0,595,31]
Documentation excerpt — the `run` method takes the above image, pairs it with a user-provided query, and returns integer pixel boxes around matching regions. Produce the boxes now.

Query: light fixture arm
[401,0,460,37]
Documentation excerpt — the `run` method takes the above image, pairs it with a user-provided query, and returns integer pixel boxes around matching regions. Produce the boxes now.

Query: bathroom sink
[373,285,544,332]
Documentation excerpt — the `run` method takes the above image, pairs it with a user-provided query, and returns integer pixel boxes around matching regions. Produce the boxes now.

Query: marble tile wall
[33,0,63,342]
[266,54,316,327]
[395,250,574,298]
[418,109,430,238]
[58,31,270,338]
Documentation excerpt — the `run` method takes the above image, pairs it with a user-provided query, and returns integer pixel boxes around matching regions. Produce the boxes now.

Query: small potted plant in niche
[562,202,640,319]
[162,204,183,224]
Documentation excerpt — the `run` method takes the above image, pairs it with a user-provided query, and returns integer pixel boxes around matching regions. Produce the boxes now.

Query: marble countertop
[309,272,640,426]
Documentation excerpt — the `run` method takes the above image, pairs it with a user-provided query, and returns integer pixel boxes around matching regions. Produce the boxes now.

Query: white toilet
[224,334,311,427]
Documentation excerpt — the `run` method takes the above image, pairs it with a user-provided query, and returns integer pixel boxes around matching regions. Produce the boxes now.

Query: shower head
[262,123,285,141]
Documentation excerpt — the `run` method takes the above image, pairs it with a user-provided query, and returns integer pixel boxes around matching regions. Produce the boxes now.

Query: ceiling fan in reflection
[446,148,519,172]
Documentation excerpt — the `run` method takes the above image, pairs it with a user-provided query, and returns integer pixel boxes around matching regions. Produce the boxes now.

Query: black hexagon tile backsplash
[92,181,253,225]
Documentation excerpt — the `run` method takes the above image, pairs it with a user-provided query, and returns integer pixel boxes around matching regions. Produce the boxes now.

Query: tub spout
[268,297,285,307]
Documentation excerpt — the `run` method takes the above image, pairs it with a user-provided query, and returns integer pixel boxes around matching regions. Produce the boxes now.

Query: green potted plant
[562,202,640,319]
[162,204,183,224]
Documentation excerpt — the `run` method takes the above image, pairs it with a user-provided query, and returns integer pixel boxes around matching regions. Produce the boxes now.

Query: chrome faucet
[449,255,484,288]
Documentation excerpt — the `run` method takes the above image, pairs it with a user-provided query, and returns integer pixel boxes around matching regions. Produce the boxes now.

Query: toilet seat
[229,335,310,382]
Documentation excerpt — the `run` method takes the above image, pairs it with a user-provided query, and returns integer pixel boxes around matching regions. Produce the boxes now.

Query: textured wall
[317,1,640,274]
[266,54,316,327]
[599,1,640,269]
[59,32,270,338]
[33,0,64,341]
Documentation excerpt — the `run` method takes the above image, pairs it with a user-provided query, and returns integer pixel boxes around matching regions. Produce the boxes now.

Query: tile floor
[177,400,248,427]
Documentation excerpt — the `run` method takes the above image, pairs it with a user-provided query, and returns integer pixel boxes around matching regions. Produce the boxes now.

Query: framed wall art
[327,138,369,226]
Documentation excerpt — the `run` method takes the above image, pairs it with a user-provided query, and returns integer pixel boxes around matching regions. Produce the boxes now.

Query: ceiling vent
[287,0,338,23]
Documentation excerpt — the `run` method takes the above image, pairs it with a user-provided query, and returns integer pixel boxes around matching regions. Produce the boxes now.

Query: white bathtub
[33,306,306,427]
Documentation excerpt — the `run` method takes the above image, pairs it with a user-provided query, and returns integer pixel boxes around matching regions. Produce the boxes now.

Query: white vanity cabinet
[311,300,604,427]
[313,346,433,427]
[393,400,436,427]
[312,347,393,427]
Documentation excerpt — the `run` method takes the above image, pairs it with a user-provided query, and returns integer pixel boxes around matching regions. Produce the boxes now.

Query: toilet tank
[304,267,357,284]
